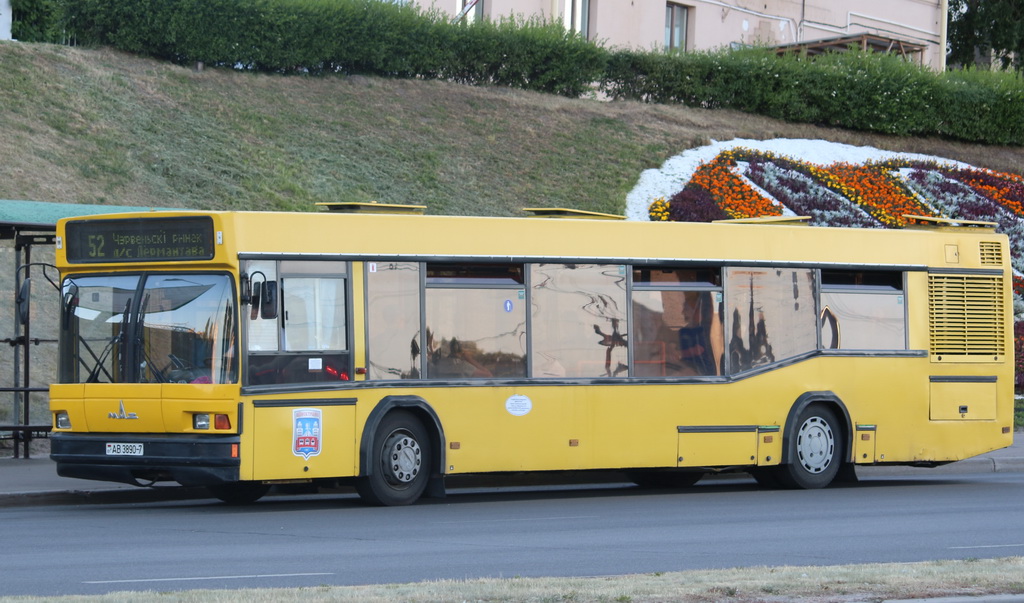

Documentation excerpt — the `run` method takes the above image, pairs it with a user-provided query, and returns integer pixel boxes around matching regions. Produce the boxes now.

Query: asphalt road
[3,471,1023,597]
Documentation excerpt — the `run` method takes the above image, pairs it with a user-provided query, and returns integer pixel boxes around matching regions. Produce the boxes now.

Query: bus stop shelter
[1,200,158,458]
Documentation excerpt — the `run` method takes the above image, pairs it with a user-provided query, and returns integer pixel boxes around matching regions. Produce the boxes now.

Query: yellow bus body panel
[51,210,1014,485]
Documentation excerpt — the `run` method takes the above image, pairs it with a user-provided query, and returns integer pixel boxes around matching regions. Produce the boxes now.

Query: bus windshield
[59,273,237,384]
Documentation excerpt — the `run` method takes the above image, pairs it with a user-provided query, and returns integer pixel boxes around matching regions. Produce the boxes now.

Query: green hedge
[602,47,1024,145]
[10,0,62,42]
[11,0,1024,144]
[53,0,606,97]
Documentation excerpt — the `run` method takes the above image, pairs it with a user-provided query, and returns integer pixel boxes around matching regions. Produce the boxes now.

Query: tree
[947,0,1024,72]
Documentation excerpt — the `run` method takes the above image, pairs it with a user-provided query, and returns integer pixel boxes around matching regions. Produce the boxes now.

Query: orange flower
[689,157,782,219]
[822,163,929,227]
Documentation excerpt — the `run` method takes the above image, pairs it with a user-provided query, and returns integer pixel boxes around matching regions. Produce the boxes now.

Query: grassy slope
[3,42,1024,217]
[1,43,1023,600]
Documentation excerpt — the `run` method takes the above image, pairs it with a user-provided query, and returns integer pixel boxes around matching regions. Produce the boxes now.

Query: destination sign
[65,216,216,263]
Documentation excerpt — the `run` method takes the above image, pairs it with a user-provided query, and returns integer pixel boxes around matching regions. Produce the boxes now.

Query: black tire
[356,410,432,506]
[627,470,703,489]
[776,404,844,489]
[208,482,270,505]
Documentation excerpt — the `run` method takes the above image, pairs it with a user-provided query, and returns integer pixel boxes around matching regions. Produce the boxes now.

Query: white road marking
[948,544,1024,550]
[435,515,600,524]
[84,572,333,584]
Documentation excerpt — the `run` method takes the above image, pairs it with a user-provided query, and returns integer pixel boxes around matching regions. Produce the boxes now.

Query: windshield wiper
[85,298,130,383]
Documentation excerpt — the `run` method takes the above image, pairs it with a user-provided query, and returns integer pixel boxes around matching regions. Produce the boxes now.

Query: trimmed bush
[11,0,63,42]
[600,47,1024,146]
[58,0,607,97]
[30,0,1024,144]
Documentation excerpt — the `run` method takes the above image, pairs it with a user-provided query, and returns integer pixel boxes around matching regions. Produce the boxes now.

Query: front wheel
[776,404,844,489]
[356,411,432,506]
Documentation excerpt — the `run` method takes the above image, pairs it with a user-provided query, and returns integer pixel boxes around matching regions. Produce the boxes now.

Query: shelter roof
[0,200,162,238]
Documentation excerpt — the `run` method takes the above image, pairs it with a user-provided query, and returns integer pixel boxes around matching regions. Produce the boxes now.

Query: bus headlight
[55,412,71,429]
[193,413,210,430]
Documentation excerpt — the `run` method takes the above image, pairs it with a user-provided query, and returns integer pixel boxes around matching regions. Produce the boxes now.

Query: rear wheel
[356,411,432,506]
[208,482,270,505]
[776,404,843,489]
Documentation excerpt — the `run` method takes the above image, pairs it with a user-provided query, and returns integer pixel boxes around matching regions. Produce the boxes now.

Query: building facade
[430,0,949,70]
[1,0,12,42]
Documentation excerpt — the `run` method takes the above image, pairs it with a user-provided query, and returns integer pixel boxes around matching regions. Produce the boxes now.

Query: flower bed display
[649,146,1024,389]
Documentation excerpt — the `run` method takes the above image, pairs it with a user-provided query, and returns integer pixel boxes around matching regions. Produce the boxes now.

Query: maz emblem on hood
[108,401,139,420]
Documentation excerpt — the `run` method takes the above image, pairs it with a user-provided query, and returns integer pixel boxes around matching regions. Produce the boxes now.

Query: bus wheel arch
[357,396,445,506]
[777,392,852,489]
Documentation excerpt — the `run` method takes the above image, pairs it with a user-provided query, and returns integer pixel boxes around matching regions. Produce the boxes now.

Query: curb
[857,457,1024,476]
[0,486,211,508]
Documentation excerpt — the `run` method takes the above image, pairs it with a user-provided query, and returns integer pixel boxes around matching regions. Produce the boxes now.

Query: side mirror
[16,278,30,326]
[250,281,261,320]
[61,283,79,330]
[260,282,278,320]
[248,280,278,320]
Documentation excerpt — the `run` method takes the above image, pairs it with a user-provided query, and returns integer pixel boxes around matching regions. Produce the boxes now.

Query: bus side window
[245,260,352,386]
[820,270,906,350]
[424,263,526,379]
[725,268,817,374]
[366,262,422,380]
[631,267,724,377]
[530,264,627,378]
[633,290,723,377]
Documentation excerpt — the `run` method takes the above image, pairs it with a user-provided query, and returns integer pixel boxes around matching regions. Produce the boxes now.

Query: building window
[571,0,592,40]
[460,0,484,22]
[665,3,688,50]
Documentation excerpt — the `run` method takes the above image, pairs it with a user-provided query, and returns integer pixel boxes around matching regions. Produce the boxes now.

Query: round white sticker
[505,394,532,416]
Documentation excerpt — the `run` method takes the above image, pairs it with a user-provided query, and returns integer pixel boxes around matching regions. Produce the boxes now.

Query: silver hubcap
[796,416,834,474]
[383,431,421,485]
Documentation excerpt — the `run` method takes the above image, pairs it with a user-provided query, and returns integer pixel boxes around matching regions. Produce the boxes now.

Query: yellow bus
[48,208,1015,505]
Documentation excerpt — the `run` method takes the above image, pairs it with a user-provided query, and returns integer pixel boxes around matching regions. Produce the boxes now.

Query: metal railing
[0,386,51,459]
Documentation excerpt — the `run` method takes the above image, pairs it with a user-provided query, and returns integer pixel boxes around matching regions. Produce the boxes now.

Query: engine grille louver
[979,241,1003,266]
[928,273,1005,357]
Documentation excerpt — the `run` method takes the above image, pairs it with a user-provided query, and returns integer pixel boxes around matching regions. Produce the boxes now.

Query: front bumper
[50,432,241,487]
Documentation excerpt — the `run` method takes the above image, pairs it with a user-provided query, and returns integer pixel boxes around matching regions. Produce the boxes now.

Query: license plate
[105,442,144,456]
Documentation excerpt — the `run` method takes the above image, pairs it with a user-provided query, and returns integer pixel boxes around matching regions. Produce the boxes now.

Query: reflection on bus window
[726,268,817,373]
[633,290,724,376]
[821,292,906,349]
[421,263,526,380]
[59,273,237,384]
[820,270,906,350]
[531,264,627,378]
[366,262,422,379]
